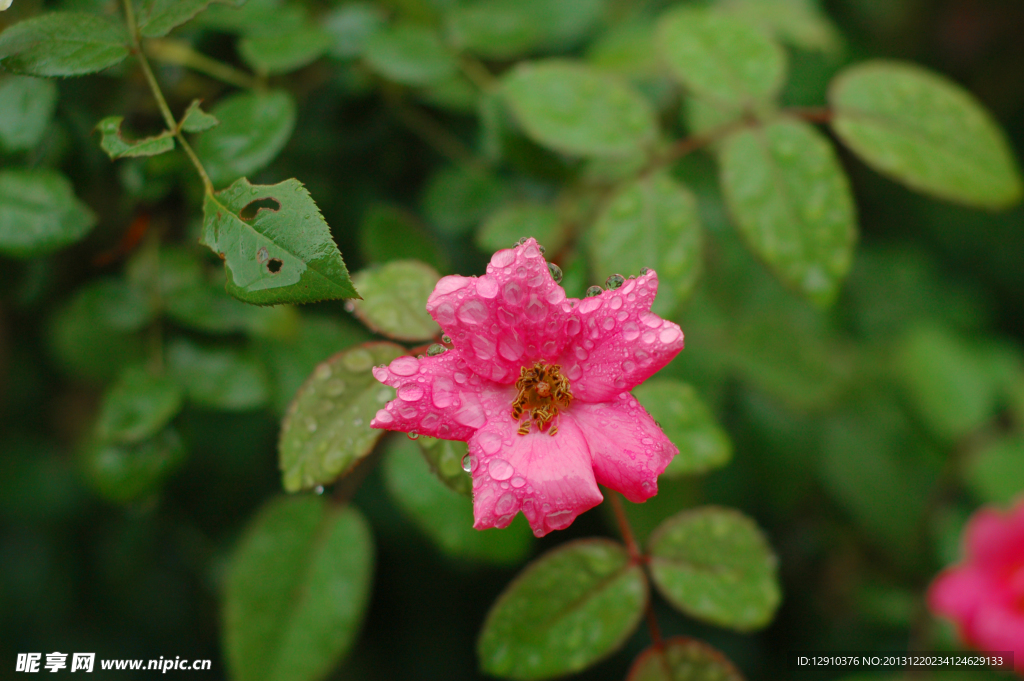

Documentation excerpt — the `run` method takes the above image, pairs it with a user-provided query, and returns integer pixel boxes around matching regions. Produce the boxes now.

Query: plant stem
[382,84,487,171]
[146,38,260,91]
[607,491,664,647]
[459,55,497,91]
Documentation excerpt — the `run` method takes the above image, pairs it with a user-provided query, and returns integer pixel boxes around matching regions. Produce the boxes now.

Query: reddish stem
[607,492,664,648]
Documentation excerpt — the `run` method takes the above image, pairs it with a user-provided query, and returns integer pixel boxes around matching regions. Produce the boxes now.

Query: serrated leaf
[502,60,658,157]
[477,202,567,256]
[360,203,444,271]
[180,99,219,133]
[323,2,385,60]
[166,338,270,411]
[422,165,511,236]
[446,0,604,60]
[647,507,781,631]
[95,366,184,444]
[224,496,374,681]
[383,437,532,564]
[965,435,1024,505]
[417,435,472,496]
[633,379,731,477]
[829,61,1024,208]
[719,119,856,306]
[656,6,786,107]
[364,24,457,86]
[351,260,440,342]
[194,90,296,188]
[136,0,229,38]
[719,0,842,55]
[0,76,57,151]
[627,637,744,681]
[96,116,175,159]
[279,342,404,492]
[0,168,96,258]
[0,12,130,77]
[479,538,647,680]
[239,25,332,75]
[201,177,357,305]
[81,427,187,503]
[589,173,702,316]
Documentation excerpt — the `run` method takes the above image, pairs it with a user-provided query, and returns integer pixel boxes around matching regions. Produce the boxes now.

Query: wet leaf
[478,539,647,680]
[830,61,1024,209]
[180,99,219,133]
[82,427,187,503]
[239,25,332,75]
[0,76,57,151]
[95,366,184,444]
[364,24,457,86]
[136,0,229,38]
[627,637,745,681]
[502,60,658,157]
[633,379,732,477]
[0,12,130,77]
[279,342,404,492]
[96,116,175,159]
[351,260,440,342]
[477,202,567,256]
[224,496,374,681]
[648,507,781,631]
[417,435,472,496]
[194,90,296,188]
[323,2,385,60]
[589,173,703,316]
[166,338,270,411]
[201,177,357,305]
[719,119,856,307]
[0,168,96,258]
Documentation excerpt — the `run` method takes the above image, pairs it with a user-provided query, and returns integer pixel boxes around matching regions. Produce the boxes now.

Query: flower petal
[928,566,992,642]
[426,238,573,384]
[370,350,514,441]
[569,395,677,503]
[468,412,603,537]
[965,502,1024,569]
[972,603,1024,672]
[557,270,684,402]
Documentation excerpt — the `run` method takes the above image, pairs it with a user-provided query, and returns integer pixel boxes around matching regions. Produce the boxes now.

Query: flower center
[511,362,573,436]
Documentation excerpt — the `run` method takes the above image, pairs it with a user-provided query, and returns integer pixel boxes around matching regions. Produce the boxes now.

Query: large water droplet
[314,485,324,495]
[407,431,420,440]
[546,510,575,531]
[510,476,526,488]
[548,263,563,283]
[374,409,394,424]
[660,326,682,344]
[495,492,516,515]
[461,453,477,472]
[441,333,452,344]
[427,344,447,356]
[458,300,489,325]
[488,458,514,481]
[585,285,603,297]
[478,431,502,455]
[389,356,419,376]
[605,274,625,290]
[397,382,424,401]
[476,277,499,299]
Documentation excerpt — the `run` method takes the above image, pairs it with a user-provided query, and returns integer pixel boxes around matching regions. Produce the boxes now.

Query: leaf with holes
[364,24,457,86]
[201,177,357,305]
[224,496,374,681]
[656,6,786,108]
[633,379,731,478]
[239,25,332,75]
[166,338,270,411]
[384,437,532,564]
[589,173,702,316]
[0,12,130,77]
[830,61,1023,209]
[194,90,296,188]
[417,435,472,497]
[502,60,658,157]
[478,539,648,680]
[648,507,781,632]
[95,366,184,444]
[351,261,439,342]
[82,427,188,503]
[719,119,856,307]
[96,116,175,159]
[279,342,404,492]
[135,0,231,38]
[0,76,57,151]
[0,168,97,259]
[627,637,744,681]
[180,99,219,133]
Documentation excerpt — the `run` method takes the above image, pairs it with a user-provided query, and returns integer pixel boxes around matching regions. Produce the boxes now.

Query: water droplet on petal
[495,492,516,515]
[461,453,477,472]
[389,356,419,376]
[441,333,452,344]
[397,382,424,401]
[548,263,563,283]
[374,409,394,424]
[488,458,514,481]
[640,267,650,276]
[479,431,503,455]
[407,431,420,440]
[659,326,682,344]
[605,274,625,290]
[427,343,447,356]
[510,476,526,488]
[476,277,500,299]
[585,285,603,298]
[458,300,489,325]
[546,510,575,531]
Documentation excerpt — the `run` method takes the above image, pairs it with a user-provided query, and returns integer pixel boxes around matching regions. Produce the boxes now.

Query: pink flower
[370,238,684,537]
[928,499,1024,673]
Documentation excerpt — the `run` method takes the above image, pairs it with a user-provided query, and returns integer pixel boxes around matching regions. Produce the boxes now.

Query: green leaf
[383,437,533,564]
[323,2,385,60]
[647,507,781,631]
[279,342,404,492]
[893,324,996,442]
[0,168,96,258]
[96,116,175,159]
[201,177,358,305]
[166,338,270,411]
[479,539,647,680]
[82,427,187,503]
[719,0,842,55]
[224,496,374,681]
[360,204,444,271]
[0,12,130,77]
[95,366,184,444]
[350,260,440,342]
[446,0,605,60]
[363,24,457,86]
[239,25,332,75]
[180,99,219,133]
[422,165,511,237]
[627,637,744,681]
[633,379,732,477]
[417,435,472,496]
[502,60,658,157]
[136,0,228,38]
[194,90,296,188]
[829,61,1024,209]
[718,119,857,306]
[0,76,57,151]
[477,202,568,256]
[966,435,1024,506]
[656,6,787,107]
[589,173,703,316]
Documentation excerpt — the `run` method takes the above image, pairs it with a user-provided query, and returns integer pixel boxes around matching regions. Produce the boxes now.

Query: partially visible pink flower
[928,499,1024,674]
[370,238,684,537]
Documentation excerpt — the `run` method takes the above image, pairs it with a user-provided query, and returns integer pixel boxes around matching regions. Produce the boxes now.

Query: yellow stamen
[511,362,572,436]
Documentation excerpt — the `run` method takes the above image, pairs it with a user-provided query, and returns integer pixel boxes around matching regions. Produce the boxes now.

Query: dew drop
[510,476,526,488]
[441,333,452,344]
[325,378,346,396]
[659,326,682,344]
[374,409,394,424]
[546,510,575,531]
[479,431,503,455]
[304,417,318,433]
[397,382,424,401]
[314,485,324,495]
[458,300,489,325]
[585,285,603,297]
[343,348,375,372]
[427,343,447,356]
[605,274,625,290]
[495,492,516,515]
[461,453,477,473]
[407,431,420,440]
[601,316,615,331]
[488,458,514,481]
[315,364,332,380]
[640,267,650,276]
[389,356,419,376]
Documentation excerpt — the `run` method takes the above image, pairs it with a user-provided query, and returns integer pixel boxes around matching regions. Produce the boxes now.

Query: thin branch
[146,38,259,91]
[459,55,498,91]
[608,491,642,562]
[382,86,487,171]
